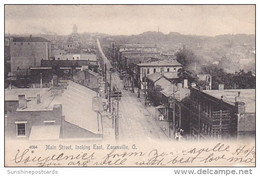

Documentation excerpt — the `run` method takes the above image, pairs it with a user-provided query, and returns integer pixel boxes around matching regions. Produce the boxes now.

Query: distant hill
[109,31,255,73]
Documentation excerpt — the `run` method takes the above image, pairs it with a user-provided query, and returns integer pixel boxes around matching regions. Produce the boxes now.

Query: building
[53,53,97,61]
[197,74,212,90]
[10,36,51,73]
[73,69,100,91]
[40,59,99,72]
[5,37,11,78]
[118,43,158,52]
[137,59,182,89]
[146,73,172,105]
[62,24,81,52]
[111,43,158,67]
[184,88,255,139]
[5,81,103,140]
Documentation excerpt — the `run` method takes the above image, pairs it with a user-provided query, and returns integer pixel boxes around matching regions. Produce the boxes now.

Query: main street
[97,39,168,141]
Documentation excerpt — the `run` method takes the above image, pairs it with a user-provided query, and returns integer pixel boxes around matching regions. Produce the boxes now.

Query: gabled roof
[154,77,172,90]
[12,37,49,42]
[160,84,178,97]
[146,72,163,82]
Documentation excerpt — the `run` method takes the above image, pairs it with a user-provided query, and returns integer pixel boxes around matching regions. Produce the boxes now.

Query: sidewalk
[130,88,173,139]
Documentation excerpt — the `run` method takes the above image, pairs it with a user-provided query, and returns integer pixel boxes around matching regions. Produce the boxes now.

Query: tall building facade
[10,36,51,72]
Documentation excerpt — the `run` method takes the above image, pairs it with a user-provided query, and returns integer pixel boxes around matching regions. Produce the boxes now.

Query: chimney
[18,95,27,109]
[183,79,188,88]
[235,101,245,115]
[235,91,241,102]
[177,83,182,90]
[218,84,224,90]
[37,94,41,104]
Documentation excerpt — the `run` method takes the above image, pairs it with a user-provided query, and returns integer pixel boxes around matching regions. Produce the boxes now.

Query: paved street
[111,72,168,141]
[97,39,168,141]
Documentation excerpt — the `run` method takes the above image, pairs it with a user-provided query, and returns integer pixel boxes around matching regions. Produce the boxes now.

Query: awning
[29,125,60,141]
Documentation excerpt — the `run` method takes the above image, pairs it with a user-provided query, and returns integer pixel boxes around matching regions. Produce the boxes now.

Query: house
[5,81,103,140]
[146,73,172,105]
[138,59,182,89]
[10,36,51,73]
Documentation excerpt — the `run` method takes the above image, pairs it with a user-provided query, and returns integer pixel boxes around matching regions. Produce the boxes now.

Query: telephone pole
[108,69,112,112]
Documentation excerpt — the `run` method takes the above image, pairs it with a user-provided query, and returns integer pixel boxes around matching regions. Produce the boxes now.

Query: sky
[5,5,255,36]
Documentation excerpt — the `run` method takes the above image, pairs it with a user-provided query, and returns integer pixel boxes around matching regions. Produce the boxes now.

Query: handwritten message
[7,142,255,167]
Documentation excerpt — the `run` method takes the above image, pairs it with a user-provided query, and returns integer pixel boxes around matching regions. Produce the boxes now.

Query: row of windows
[13,42,46,46]
[56,57,80,60]
[142,67,178,75]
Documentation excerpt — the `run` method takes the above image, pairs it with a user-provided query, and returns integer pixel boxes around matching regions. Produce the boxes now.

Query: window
[167,68,170,72]
[147,69,150,74]
[28,42,30,45]
[173,68,177,72]
[160,68,163,73]
[154,68,156,73]
[16,123,26,136]
[21,42,23,45]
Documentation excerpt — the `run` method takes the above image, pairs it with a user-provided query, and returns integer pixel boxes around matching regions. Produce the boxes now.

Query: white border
[0,1,258,176]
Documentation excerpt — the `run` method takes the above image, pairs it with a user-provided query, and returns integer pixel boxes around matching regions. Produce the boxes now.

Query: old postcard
[4,5,255,167]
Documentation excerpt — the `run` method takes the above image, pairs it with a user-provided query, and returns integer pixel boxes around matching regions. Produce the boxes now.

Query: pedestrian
[159,114,164,121]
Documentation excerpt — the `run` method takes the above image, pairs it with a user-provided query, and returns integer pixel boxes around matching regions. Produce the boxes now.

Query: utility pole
[40,73,43,88]
[172,98,176,139]
[104,64,107,94]
[115,94,120,141]
[109,69,112,112]
[112,100,115,129]
[198,90,201,140]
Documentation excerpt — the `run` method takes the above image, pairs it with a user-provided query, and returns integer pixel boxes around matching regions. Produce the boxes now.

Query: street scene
[4,5,255,143]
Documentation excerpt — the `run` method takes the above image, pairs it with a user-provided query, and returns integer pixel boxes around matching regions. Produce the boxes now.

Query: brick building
[182,88,255,139]
[5,81,102,140]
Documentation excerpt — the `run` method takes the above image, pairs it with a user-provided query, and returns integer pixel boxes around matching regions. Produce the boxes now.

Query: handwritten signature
[12,143,255,166]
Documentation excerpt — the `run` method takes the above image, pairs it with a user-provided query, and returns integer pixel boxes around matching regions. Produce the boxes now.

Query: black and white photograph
[3,4,256,168]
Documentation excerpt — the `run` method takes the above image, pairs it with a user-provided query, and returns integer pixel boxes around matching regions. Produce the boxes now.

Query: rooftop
[154,77,172,90]
[119,43,157,48]
[160,84,178,97]
[12,36,49,43]
[161,85,190,101]
[163,72,179,79]
[5,81,101,134]
[5,88,50,102]
[146,72,163,82]
[138,59,181,67]
[203,89,255,113]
